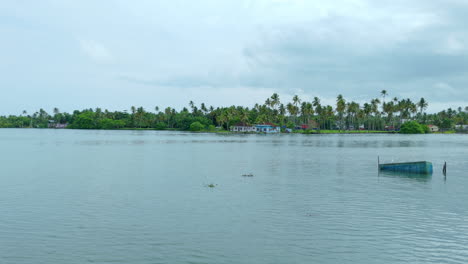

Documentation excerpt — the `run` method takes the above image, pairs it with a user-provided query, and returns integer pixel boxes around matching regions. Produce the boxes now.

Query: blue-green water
[0,129,467,264]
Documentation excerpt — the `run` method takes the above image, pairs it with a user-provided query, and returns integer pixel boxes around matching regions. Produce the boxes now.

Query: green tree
[189,121,205,131]
[400,121,425,134]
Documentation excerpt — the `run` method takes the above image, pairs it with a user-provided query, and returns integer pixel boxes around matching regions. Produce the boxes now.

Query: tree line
[0,91,467,131]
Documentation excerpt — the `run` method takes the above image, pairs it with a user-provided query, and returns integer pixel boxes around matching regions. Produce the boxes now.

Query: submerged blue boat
[378,161,433,174]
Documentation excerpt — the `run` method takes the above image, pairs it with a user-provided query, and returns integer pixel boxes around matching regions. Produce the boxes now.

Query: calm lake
[0,129,467,264]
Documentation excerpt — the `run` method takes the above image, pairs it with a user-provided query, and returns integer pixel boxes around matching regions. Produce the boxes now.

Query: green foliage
[189,121,205,131]
[70,111,97,129]
[286,121,295,129]
[400,121,425,134]
[154,122,167,130]
[422,124,430,134]
[99,118,125,129]
[174,113,212,130]
[0,93,466,133]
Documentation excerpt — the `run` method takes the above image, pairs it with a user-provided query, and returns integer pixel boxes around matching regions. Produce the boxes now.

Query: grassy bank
[293,129,394,134]
[432,130,456,134]
[57,127,460,134]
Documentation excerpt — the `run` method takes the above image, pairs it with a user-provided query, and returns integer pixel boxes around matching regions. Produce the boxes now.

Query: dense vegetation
[399,121,429,134]
[0,91,467,132]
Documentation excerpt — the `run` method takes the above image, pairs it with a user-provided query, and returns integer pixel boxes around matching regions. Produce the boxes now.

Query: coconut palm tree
[286,103,298,125]
[270,93,280,110]
[217,112,227,130]
[381,90,387,105]
[200,103,208,114]
[336,95,346,130]
[239,108,249,124]
[417,98,428,115]
[312,97,322,130]
[346,101,360,129]
[292,95,301,108]
[363,103,372,130]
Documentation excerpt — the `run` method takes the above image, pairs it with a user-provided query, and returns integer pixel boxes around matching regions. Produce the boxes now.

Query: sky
[1,0,468,114]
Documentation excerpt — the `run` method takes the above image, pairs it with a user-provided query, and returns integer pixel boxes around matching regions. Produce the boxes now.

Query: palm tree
[292,95,301,108]
[239,108,249,124]
[417,98,428,114]
[217,112,227,130]
[264,98,272,108]
[312,97,322,130]
[135,107,146,128]
[383,101,395,128]
[336,95,346,130]
[200,103,208,114]
[363,103,372,130]
[270,93,280,110]
[287,103,298,125]
[381,90,387,105]
[347,101,360,129]
[300,102,314,125]
[370,99,381,130]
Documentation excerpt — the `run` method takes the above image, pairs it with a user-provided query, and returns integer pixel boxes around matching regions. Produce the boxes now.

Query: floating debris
[242,173,254,177]
[207,184,216,188]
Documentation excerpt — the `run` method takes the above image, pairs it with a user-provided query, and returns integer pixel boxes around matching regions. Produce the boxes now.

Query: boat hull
[379,161,433,174]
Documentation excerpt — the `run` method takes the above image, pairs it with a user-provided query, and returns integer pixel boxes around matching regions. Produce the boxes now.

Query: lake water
[0,129,467,264]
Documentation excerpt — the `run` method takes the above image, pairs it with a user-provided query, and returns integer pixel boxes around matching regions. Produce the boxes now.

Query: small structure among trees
[230,122,256,132]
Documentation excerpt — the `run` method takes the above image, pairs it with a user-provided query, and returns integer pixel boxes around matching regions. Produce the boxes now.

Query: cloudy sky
[1,0,468,114]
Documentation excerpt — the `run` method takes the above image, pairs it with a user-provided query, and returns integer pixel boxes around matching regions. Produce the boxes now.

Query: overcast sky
[1,0,468,114]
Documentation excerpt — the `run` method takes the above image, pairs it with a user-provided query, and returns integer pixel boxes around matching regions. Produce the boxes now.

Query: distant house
[428,125,439,132]
[230,122,256,132]
[297,120,319,130]
[255,123,280,133]
[48,120,68,129]
[455,124,468,131]
[308,120,319,130]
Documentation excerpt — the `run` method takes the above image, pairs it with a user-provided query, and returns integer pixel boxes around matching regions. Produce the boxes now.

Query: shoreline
[0,127,460,134]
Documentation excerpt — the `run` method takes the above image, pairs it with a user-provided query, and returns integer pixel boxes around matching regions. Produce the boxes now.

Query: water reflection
[378,171,432,183]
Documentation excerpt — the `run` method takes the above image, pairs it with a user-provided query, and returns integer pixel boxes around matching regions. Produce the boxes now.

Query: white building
[255,123,280,133]
[230,123,257,132]
[428,125,439,132]
[455,124,468,130]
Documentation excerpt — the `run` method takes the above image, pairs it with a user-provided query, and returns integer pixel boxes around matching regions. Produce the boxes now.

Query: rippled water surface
[0,129,467,264]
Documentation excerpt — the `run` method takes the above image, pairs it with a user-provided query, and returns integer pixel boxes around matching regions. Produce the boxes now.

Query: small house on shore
[230,122,256,132]
[48,120,68,129]
[296,120,319,130]
[256,123,280,133]
[428,125,439,132]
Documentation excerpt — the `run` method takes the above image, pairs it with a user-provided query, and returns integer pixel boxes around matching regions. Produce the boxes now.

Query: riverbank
[2,127,462,134]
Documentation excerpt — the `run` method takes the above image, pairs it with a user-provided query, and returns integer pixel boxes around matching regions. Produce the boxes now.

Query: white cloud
[78,39,112,63]
[1,0,468,114]
[438,36,466,55]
